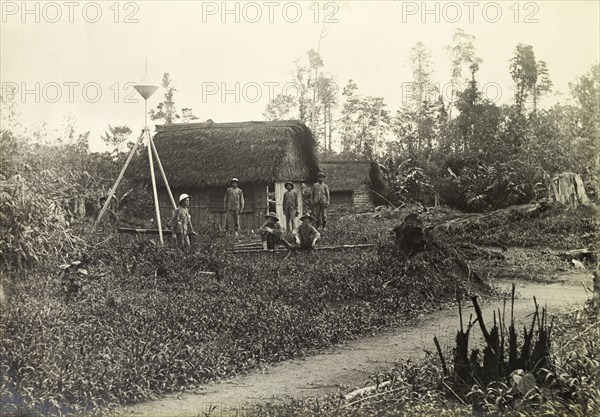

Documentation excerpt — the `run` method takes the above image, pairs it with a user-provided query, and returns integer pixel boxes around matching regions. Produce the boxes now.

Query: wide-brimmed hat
[317,172,326,178]
[300,213,314,221]
[284,182,294,189]
[230,178,239,184]
[403,213,423,226]
[265,212,279,221]
[179,193,191,203]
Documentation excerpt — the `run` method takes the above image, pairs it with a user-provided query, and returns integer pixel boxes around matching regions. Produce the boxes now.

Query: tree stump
[549,173,591,208]
[393,213,426,256]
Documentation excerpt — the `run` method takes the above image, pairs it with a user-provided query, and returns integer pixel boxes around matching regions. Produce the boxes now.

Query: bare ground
[119,272,593,417]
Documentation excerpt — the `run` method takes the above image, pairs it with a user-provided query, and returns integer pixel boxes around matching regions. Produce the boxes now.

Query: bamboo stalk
[118,228,171,235]
[313,244,375,250]
[231,249,288,254]
[234,242,264,248]
[230,244,376,254]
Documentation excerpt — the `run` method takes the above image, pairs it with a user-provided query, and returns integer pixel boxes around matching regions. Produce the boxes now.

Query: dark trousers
[225,210,240,231]
[313,203,327,228]
[263,234,281,249]
[299,241,314,251]
[284,208,296,231]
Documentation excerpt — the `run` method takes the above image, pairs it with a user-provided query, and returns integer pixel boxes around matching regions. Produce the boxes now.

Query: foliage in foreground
[1,202,595,415]
[0,119,154,274]
[247,304,600,417]
[0,219,483,416]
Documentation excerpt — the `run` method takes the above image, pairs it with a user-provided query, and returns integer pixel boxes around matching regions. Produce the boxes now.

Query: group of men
[171,173,330,250]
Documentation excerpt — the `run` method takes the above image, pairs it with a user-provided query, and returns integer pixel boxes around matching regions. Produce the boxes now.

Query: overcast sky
[1,0,599,151]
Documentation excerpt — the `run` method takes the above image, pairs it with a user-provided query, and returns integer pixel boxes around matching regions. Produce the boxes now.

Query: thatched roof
[320,160,387,194]
[151,120,319,188]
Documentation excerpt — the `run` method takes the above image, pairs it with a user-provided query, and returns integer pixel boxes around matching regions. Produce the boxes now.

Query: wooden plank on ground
[118,228,172,235]
[230,243,375,254]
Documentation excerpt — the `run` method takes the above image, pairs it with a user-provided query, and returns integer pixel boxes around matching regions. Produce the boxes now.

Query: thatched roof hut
[320,160,388,211]
[153,120,319,188]
[149,120,319,230]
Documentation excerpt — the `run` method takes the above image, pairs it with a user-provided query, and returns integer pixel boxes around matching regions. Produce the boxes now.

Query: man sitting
[258,212,283,250]
[292,214,321,250]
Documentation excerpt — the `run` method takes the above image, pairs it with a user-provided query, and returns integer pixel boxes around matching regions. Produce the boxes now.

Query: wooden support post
[295,181,303,219]
[149,136,177,210]
[146,129,164,244]
[95,130,145,227]
[275,182,286,231]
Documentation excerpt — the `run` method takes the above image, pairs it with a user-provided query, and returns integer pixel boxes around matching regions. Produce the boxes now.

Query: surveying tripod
[94,127,176,244]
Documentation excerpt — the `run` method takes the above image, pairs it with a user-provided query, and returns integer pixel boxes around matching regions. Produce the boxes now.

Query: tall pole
[146,127,164,244]
[133,62,162,242]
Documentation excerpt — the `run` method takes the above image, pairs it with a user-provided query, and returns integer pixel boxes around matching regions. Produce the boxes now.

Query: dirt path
[121,273,592,417]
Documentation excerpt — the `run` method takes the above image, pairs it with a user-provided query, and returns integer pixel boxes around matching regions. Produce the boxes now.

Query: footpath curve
[122,273,592,417]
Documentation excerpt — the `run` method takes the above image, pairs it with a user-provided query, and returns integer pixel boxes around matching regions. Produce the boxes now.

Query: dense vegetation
[247,302,600,417]
[265,32,599,213]
[1,214,484,415]
[2,202,598,415]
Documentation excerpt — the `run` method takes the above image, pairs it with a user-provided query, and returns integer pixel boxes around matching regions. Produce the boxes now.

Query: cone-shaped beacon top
[134,85,158,100]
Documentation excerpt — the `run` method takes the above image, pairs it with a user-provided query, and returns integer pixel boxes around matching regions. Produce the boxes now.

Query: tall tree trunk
[328,106,333,151]
[323,103,327,149]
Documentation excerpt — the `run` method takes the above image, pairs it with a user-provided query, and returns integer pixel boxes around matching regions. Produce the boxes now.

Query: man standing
[282,181,299,232]
[224,178,244,236]
[171,193,196,247]
[311,172,330,230]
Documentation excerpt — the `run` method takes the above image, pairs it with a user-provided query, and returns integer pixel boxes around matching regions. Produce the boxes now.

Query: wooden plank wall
[159,184,269,231]
[353,185,373,212]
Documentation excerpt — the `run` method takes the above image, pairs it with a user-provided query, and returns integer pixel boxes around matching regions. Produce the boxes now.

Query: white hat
[179,193,190,203]
[231,178,239,183]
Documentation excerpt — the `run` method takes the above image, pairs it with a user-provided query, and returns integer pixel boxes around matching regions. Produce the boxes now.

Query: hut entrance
[271,181,304,232]
[267,183,276,213]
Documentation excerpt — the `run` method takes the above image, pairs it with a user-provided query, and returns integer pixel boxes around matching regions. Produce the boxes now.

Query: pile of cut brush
[377,213,489,302]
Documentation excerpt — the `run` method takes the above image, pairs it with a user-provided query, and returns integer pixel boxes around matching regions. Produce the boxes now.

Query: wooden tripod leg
[146,129,164,244]
[149,136,177,209]
[95,130,145,227]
